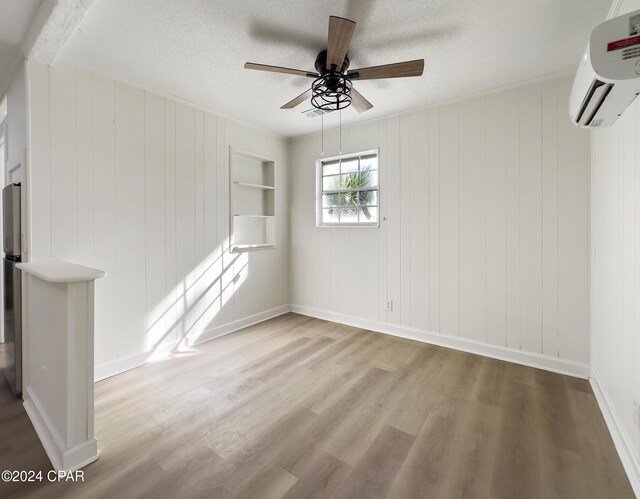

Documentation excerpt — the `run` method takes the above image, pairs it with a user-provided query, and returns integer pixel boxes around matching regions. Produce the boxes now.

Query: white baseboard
[192,305,291,346]
[590,370,640,497]
[94,305,291,381]
[94,338,181,381]
[290,304,591,379]
[23,387,98,472]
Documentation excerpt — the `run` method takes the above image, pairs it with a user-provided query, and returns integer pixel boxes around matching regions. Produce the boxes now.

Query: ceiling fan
[244,16,425,113]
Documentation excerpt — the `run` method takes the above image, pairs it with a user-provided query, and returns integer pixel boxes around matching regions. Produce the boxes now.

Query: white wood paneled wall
[591,90,640,467]
[290,75,590,364]
[27,61,290,372]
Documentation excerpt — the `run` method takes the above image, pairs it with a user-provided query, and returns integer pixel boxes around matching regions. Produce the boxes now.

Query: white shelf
[231,243,276,253]
[230,148,276,252]
[234,214,274,218]
[233,181,275,190]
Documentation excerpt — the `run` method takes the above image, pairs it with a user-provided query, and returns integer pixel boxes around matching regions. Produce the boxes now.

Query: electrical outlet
[634,400,640,430]
[385,300,393,312]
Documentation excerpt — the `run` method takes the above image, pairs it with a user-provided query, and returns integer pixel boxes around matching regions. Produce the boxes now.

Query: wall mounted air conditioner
[570,9,640,128]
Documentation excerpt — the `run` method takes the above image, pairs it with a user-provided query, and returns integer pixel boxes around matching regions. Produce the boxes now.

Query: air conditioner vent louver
[575,79,614,127]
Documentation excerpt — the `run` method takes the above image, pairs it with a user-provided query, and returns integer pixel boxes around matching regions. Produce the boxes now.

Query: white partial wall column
[17,261,105,471]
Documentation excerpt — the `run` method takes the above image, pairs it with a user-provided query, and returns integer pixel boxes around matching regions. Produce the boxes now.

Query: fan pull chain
[321,111,324,156]
[339,108,342,154]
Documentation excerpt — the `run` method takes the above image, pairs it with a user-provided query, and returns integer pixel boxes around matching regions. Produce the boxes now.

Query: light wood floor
[0,313,634,498]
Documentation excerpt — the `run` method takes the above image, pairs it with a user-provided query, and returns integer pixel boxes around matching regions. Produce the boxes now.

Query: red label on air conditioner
[607,35,640,51]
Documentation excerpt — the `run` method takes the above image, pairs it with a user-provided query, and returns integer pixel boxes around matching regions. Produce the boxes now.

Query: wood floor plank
[387,414,456,498]
[281,452,351,499]
[333,425,415,499]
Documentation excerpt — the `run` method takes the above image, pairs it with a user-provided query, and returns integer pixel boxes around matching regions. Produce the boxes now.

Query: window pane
[341,158,359,174]
[322,174,340,191]
[358,169,378,188]
[357,190,377,206]
[360,154,377,172]
[340,207,358,223]
[323,161,340,176]
[322,193,342,208]
[358,206,378,223]
[340,172,361,190]
[322,208,339,224]
[340,190,358,208]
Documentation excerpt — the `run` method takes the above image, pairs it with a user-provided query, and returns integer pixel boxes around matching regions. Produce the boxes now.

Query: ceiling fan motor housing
[315,49,350,75]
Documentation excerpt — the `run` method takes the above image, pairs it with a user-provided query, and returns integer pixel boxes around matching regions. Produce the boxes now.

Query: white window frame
[316,148,380,228]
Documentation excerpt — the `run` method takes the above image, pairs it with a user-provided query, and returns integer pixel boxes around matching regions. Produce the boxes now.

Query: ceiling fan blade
[244,62,317,78]
[281,89,313,109]
[351,88,373,113]
[326,16,356,70]
[348,59,424,80]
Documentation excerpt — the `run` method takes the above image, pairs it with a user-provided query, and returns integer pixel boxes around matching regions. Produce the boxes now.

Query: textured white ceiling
[63,0,611,137]
[0,0,42,91]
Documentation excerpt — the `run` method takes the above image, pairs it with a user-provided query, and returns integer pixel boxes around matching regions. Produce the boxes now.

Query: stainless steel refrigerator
[3,183,21,395]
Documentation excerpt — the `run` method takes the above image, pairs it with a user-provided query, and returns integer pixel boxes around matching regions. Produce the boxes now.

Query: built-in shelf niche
[230,148,276,252]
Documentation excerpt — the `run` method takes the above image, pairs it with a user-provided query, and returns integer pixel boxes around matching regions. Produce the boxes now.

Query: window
[316,149,379,227]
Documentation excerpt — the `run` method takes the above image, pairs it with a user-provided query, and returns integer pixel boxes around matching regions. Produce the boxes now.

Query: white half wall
[290,74,590,369]
[590,3,640,492]
[26,60,290,376]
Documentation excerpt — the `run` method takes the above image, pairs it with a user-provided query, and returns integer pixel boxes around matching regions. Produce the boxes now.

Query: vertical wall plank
[27,62,51,261]
[144,93,166,351]
[399,115,411,326]
[428,108,440,332]
[519,84,543,354]
[49,64,78,261]
[336,227,350,315]
[439,104,459,336]
[386,116,401,324]
[215,117,230,325]
[409,111,429,330]
[349,229,367,318]
[505,89,521,350]
[541,80,559,357]
[194,110,206,334]
[202,113,219,330]
[175,103,196,342]
[92,74,117,366]
[220,119,236,325]
[115,82,146,357]
[377,120,388,323]
[485,92,507,347]
[76,69,94,266]
[458,97,487,343]
[164,100,177,345]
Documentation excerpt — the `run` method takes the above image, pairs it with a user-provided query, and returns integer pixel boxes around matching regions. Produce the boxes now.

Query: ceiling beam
[22,0,96,65]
